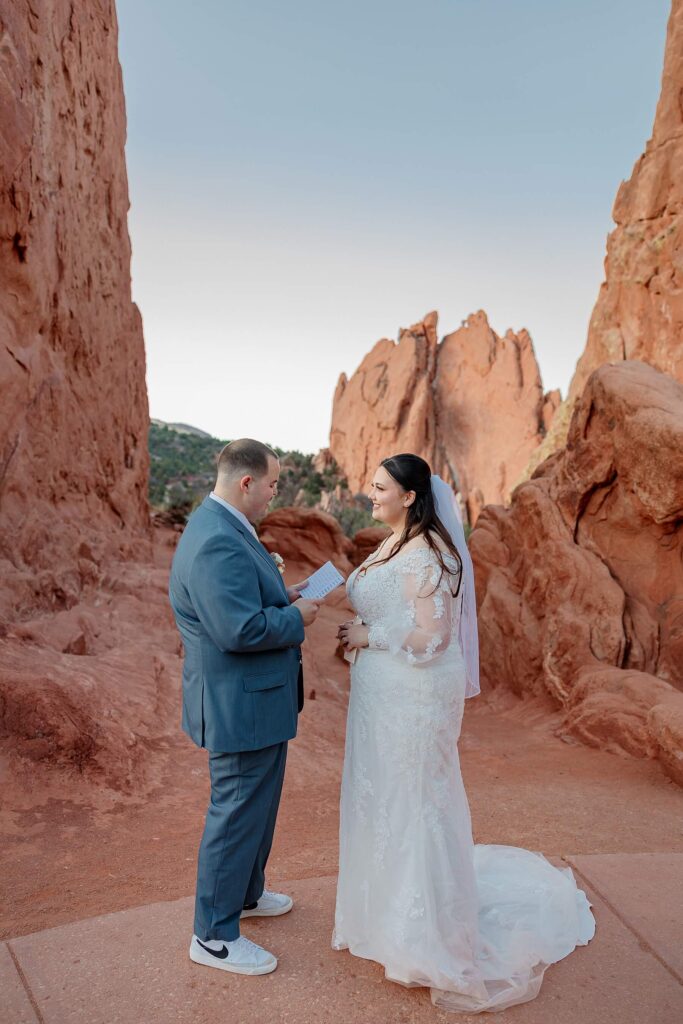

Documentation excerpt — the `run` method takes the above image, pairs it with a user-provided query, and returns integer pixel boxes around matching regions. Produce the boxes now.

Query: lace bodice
[347,546,463,666]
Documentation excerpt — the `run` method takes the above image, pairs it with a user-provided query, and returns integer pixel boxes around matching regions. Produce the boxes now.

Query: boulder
[259,507,355,577]
[564,665,683,762]
[471,361,683,782]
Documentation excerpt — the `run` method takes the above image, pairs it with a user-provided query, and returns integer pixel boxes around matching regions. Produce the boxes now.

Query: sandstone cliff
[0,0,150,627]
[0,2,172,793]
[467,1,683,785]
[329,311,558,523]
[525,0,683,475]
[434,312,561,523]
[471,361,683,784]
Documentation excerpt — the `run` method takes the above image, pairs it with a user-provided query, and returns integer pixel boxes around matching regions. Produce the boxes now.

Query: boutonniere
[271,552,286,575]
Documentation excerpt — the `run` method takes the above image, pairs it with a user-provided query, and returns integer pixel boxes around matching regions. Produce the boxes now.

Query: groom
[169,438,321,975]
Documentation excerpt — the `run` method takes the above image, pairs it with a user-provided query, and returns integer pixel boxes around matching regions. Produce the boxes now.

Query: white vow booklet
[299,561,346,601]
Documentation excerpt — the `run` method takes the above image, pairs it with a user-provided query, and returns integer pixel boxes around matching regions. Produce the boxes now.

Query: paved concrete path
[3,855,682,1024]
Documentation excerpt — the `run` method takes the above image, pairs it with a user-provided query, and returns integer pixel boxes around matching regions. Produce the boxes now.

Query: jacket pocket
[242,671,286,692]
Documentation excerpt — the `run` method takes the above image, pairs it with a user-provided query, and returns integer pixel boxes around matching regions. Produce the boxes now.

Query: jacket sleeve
[367,555,461,666]
[187,533,304,653]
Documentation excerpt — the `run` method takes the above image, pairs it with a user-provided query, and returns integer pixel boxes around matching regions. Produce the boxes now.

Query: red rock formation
[0,2,165,793]
[259,507,355,577]
[0,0,149,627]
[0,541,180,790]
[572,0,683,397]
[470,361,683,784]
[472,5,683,785]
[329,311,557,523]
[434,312,561,523]
[350,526,390,566]
[525,0,683,473]
[312,448,335,474]
[330,312,440,500]
[259,510,388,577]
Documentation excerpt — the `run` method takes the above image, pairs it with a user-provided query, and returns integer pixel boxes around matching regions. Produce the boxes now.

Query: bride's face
[368,465,414,528]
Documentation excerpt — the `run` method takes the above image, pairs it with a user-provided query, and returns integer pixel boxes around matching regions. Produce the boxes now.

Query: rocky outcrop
[470,361,683,783]
[0,3,163,793]
[435,312,561,524]
[259,507,355,577]
[470,6,683,784]
[259,510,388,576]
[525,0,683,475]
[565,666,683,785]
[350,526,390,566]
[0,1,149,627]
[329,311,557,523]
[0,543,180,790]
[574,0,683,393]
[330,312,440,500]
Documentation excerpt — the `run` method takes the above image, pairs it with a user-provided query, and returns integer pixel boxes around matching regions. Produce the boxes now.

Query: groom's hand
[296,598,321,626]
[287,581,309,603]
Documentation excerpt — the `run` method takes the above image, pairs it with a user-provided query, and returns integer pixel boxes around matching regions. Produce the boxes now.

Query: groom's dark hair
[216,438,279,480]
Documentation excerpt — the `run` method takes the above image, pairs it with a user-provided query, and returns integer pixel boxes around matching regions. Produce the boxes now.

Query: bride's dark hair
[361,453,462,596]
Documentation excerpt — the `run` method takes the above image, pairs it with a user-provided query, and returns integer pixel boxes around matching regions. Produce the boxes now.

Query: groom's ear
[239,474,254,492]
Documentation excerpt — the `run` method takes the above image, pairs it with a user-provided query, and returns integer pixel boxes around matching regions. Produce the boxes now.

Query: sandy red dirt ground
[1,552,681,945]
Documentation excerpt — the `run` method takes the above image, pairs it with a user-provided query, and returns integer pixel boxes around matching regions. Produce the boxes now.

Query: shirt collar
[209,492,258,538]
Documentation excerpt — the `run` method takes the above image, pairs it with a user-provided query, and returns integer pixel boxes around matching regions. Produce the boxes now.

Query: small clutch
[343,615,363,664]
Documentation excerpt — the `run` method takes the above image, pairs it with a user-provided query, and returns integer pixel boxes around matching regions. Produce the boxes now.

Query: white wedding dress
[332,545,595,1013]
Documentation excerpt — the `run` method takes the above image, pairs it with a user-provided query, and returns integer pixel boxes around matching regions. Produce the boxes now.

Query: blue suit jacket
[169,497,305,752]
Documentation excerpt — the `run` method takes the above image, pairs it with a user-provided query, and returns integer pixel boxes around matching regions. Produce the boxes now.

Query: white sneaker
[241,889,294,918]
[189,934,277,975]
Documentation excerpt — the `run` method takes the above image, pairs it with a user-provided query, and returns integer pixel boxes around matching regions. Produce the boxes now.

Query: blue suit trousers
[194,741,287,941]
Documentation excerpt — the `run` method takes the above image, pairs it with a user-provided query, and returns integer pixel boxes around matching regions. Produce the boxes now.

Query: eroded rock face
[573,0,683,395]
[0,3,157,791]
[471,5,683,784]
[434,312,560,524]
[565,666,683,777]
[0,542,181,791]
[330,312,440,501]
[470,361,683,783]
[0,1,149,627]
[259,507,355,577]
[329,311,556,523]
[525,0,683,474]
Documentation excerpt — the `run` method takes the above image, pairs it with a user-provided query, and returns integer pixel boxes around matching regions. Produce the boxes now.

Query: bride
[333,453,595,1012]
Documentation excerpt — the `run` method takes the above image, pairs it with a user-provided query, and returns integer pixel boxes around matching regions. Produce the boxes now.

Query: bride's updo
[364,453,462,595]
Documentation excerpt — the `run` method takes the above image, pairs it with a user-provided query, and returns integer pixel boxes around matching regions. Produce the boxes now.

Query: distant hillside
[150,418,213,439]
[148,421,229,506]
[148,420,374,536]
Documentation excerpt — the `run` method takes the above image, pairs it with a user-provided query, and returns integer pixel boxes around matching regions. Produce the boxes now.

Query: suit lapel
[203,497,288,596]
[239,523,290,597]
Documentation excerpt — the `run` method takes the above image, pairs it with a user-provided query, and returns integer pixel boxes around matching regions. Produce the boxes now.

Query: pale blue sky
[117,0,670,451]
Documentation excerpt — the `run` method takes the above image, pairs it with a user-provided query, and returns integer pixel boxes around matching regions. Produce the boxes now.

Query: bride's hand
[337,621,369,651]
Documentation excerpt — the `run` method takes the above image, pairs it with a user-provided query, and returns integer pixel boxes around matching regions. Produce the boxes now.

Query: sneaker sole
[241,898,294,919]
[189,947,277,976]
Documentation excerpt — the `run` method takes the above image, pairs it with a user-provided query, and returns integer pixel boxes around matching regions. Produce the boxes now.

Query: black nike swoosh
[197,938,229,960]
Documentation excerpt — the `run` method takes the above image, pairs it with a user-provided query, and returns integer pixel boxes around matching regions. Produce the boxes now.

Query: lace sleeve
[368,554,460,665]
